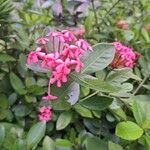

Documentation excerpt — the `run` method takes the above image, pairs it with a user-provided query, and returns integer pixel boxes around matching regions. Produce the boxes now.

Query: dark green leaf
[0,124,5,146]
[70,73,120,93]
[86,136,107,150]
[0,53,15,62]
[81,43,115,74]
[9,72,27,95]
[80,96,113,111]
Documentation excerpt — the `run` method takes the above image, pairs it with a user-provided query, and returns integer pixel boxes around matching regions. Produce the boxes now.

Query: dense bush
[0,0,150,150]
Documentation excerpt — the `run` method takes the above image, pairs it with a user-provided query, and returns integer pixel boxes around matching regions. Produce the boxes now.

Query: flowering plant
[26,29,140,125]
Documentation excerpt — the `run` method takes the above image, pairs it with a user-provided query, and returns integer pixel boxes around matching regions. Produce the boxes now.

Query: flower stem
[133,74,150,95]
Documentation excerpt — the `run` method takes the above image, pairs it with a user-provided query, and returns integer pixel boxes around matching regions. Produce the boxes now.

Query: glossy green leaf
[42,136,55,150]
[56,112,72,130]
[81,43,115,74]
[116,121,143,140]
[9,72,27,95]
[80,96,113,111]
[26,122,46,149]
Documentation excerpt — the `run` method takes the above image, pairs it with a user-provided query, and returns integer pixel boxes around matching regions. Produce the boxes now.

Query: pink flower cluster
[26,30,91,122]
[111,42,139,68]
[38,106,52,122]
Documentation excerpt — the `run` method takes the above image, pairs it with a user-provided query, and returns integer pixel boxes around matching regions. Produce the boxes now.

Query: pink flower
[70,58,84,72]
[38,106,52,122]
[76,39,92,51]
[42,94,57,101]
[36,37,49,45]
[50,58,71,87]
[111,42,139,68]
[117,20,129,30]
[61,30,76,43]
[26,52,38,64]
[41,52,60,69]
[27,30,92,101]
[62,45,84,59]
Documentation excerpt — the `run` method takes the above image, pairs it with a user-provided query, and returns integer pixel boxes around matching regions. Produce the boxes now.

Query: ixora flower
[38,106,52,122]
[26,30,91,101]
[111,42,140,68]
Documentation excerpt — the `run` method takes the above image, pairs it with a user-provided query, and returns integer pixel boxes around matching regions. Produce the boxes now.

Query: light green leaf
[133,95,150,129]
[75,104,92,118]
[108,141,124,150]
[26,122,46,149]
[10,72,27,95]
[116,121,143,140]
[42,136,55,150]
[55,139,73,147]
[81,43,115,74]
[80,96,113,111]
[56,112,72,130]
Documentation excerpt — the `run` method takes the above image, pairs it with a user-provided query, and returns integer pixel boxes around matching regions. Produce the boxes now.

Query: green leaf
[26,122,46,149]
[51,79,74,110]
[81,43,115,74]
[106,68,141,85]
[55,139,73,147]
[115,121,143,140]
[86,136,107,150]
[56,112,72,130]
[13,104,31,117]
[80,96,113,111]
[13,139,26,150]
[145,136,150,150]
[9,72,27,95]
[84,12,93,32]
[70,73,120,93]
[108,141,124,150]
[0,53,15,62]
[74,104,92,118]
[42,136,55,150]
[0,124,5,146]
[0,94,8,109]
[133,95,150,129]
